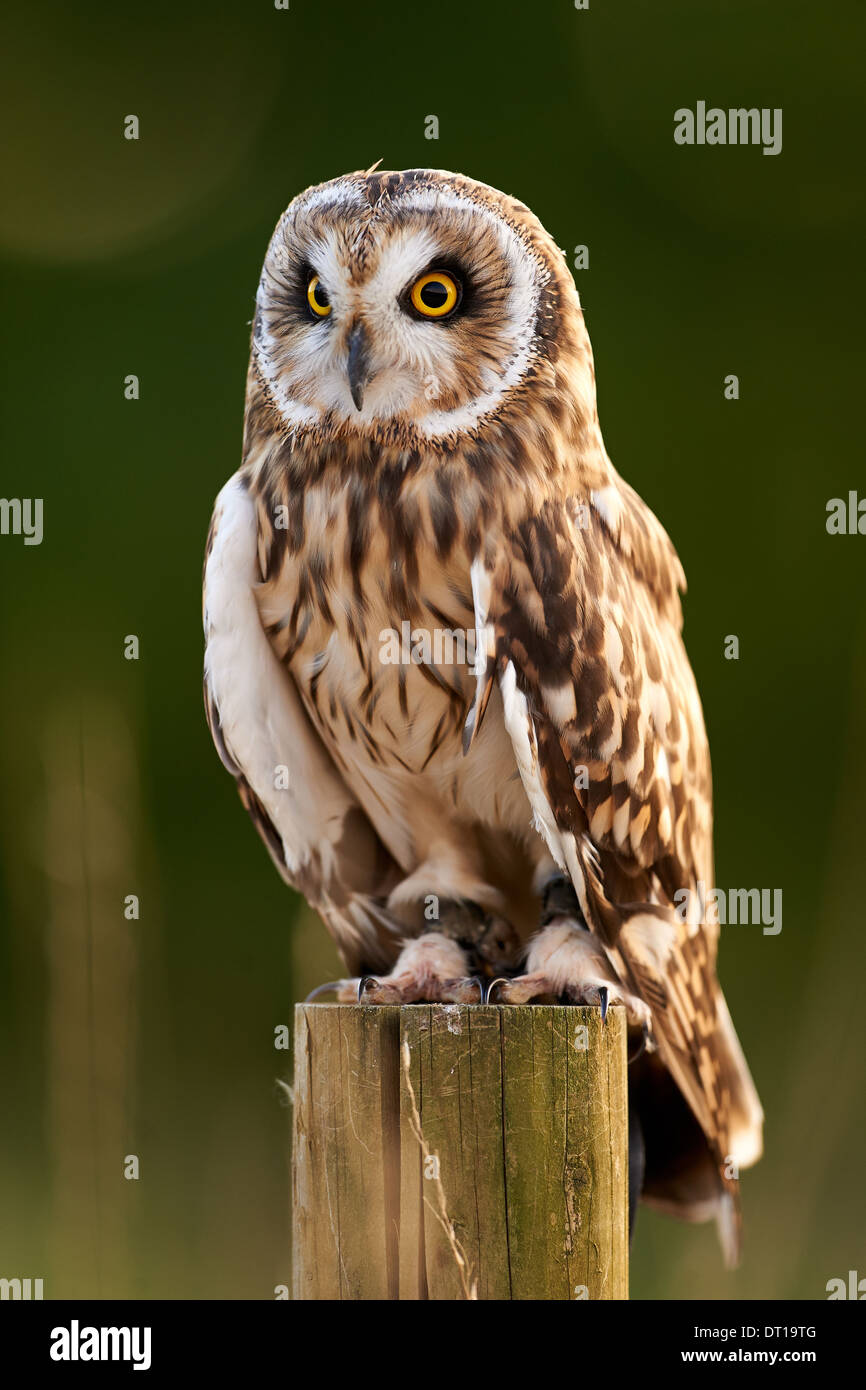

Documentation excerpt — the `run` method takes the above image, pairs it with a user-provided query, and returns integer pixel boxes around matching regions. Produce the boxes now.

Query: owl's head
[251,169,587,452]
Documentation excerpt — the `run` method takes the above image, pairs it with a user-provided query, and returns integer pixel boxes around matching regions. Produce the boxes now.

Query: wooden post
[292,1003,628,1300]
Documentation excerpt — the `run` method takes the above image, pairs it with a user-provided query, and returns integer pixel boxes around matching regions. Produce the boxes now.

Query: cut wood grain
[292,1003,627,1300]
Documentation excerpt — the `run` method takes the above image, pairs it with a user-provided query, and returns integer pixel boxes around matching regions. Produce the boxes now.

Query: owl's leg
[334,930,483,1004]
[490,876,651,1027]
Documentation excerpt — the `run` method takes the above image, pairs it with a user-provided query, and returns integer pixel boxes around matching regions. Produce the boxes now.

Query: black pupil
[313,281,329,308]
[420,279,449,309]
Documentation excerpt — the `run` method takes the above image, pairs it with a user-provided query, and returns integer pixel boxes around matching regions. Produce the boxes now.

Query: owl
[202,167,763,1259]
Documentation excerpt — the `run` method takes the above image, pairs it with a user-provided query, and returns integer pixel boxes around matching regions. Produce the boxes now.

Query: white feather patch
[203,475,347,882]
[499,660,566,872]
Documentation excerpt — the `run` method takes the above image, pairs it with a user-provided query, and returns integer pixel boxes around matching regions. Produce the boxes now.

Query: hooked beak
[346,322,371,411]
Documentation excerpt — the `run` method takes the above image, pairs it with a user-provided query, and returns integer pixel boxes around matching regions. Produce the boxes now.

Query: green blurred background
[0,0,863,1299]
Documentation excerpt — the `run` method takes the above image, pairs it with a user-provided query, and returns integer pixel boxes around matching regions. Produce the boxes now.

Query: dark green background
[1,0,863,1299]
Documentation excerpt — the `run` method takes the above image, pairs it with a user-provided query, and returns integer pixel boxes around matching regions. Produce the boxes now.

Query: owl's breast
[254,479,478,778]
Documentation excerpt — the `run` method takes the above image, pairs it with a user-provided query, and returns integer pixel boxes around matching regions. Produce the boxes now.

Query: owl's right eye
[306,275,331,318]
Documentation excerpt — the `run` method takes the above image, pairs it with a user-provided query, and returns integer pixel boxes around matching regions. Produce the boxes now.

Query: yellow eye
[306,275,331,318]
[410,270,460,318]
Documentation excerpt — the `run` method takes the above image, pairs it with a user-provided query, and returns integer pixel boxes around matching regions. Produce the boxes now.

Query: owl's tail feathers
[715,989,765,1173]
[712,990,763,1270]
[637,1093,744,1266]
[716,1186,743,1270]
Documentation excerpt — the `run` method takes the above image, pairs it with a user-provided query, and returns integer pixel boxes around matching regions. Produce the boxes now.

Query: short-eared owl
[203,168,762,1257]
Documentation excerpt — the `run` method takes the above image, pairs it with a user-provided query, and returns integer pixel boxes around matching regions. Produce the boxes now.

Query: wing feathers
[470,473,762,1248]
[203,474,403,969]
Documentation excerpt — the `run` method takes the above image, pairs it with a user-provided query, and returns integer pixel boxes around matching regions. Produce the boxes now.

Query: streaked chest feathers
[254,469,482,779]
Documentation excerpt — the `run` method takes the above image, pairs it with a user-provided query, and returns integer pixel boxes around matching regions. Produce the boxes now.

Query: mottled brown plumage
[202,168,762,1257]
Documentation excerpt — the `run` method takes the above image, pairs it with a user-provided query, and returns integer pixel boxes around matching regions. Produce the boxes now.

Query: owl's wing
[468,474,762,1240]
[203,473,402,971]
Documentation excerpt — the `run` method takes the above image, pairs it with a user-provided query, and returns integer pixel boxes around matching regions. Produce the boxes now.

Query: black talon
[484,976,510,1004]
[628,1022,650,1063]
[466,976,484,1003]
[358,975,379,1002]
[305,980,343,1002]
[598,985,609,1023]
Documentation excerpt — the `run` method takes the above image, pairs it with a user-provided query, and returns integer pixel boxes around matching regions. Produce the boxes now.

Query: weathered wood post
[292,1003,628,1300]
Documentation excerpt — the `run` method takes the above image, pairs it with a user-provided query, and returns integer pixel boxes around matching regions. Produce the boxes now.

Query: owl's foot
[336,932,483,1005]
[488,919,651,1030]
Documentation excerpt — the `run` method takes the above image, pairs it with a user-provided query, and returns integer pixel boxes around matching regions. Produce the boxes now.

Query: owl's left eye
[409,270,461,319]
[306,275,331,318]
